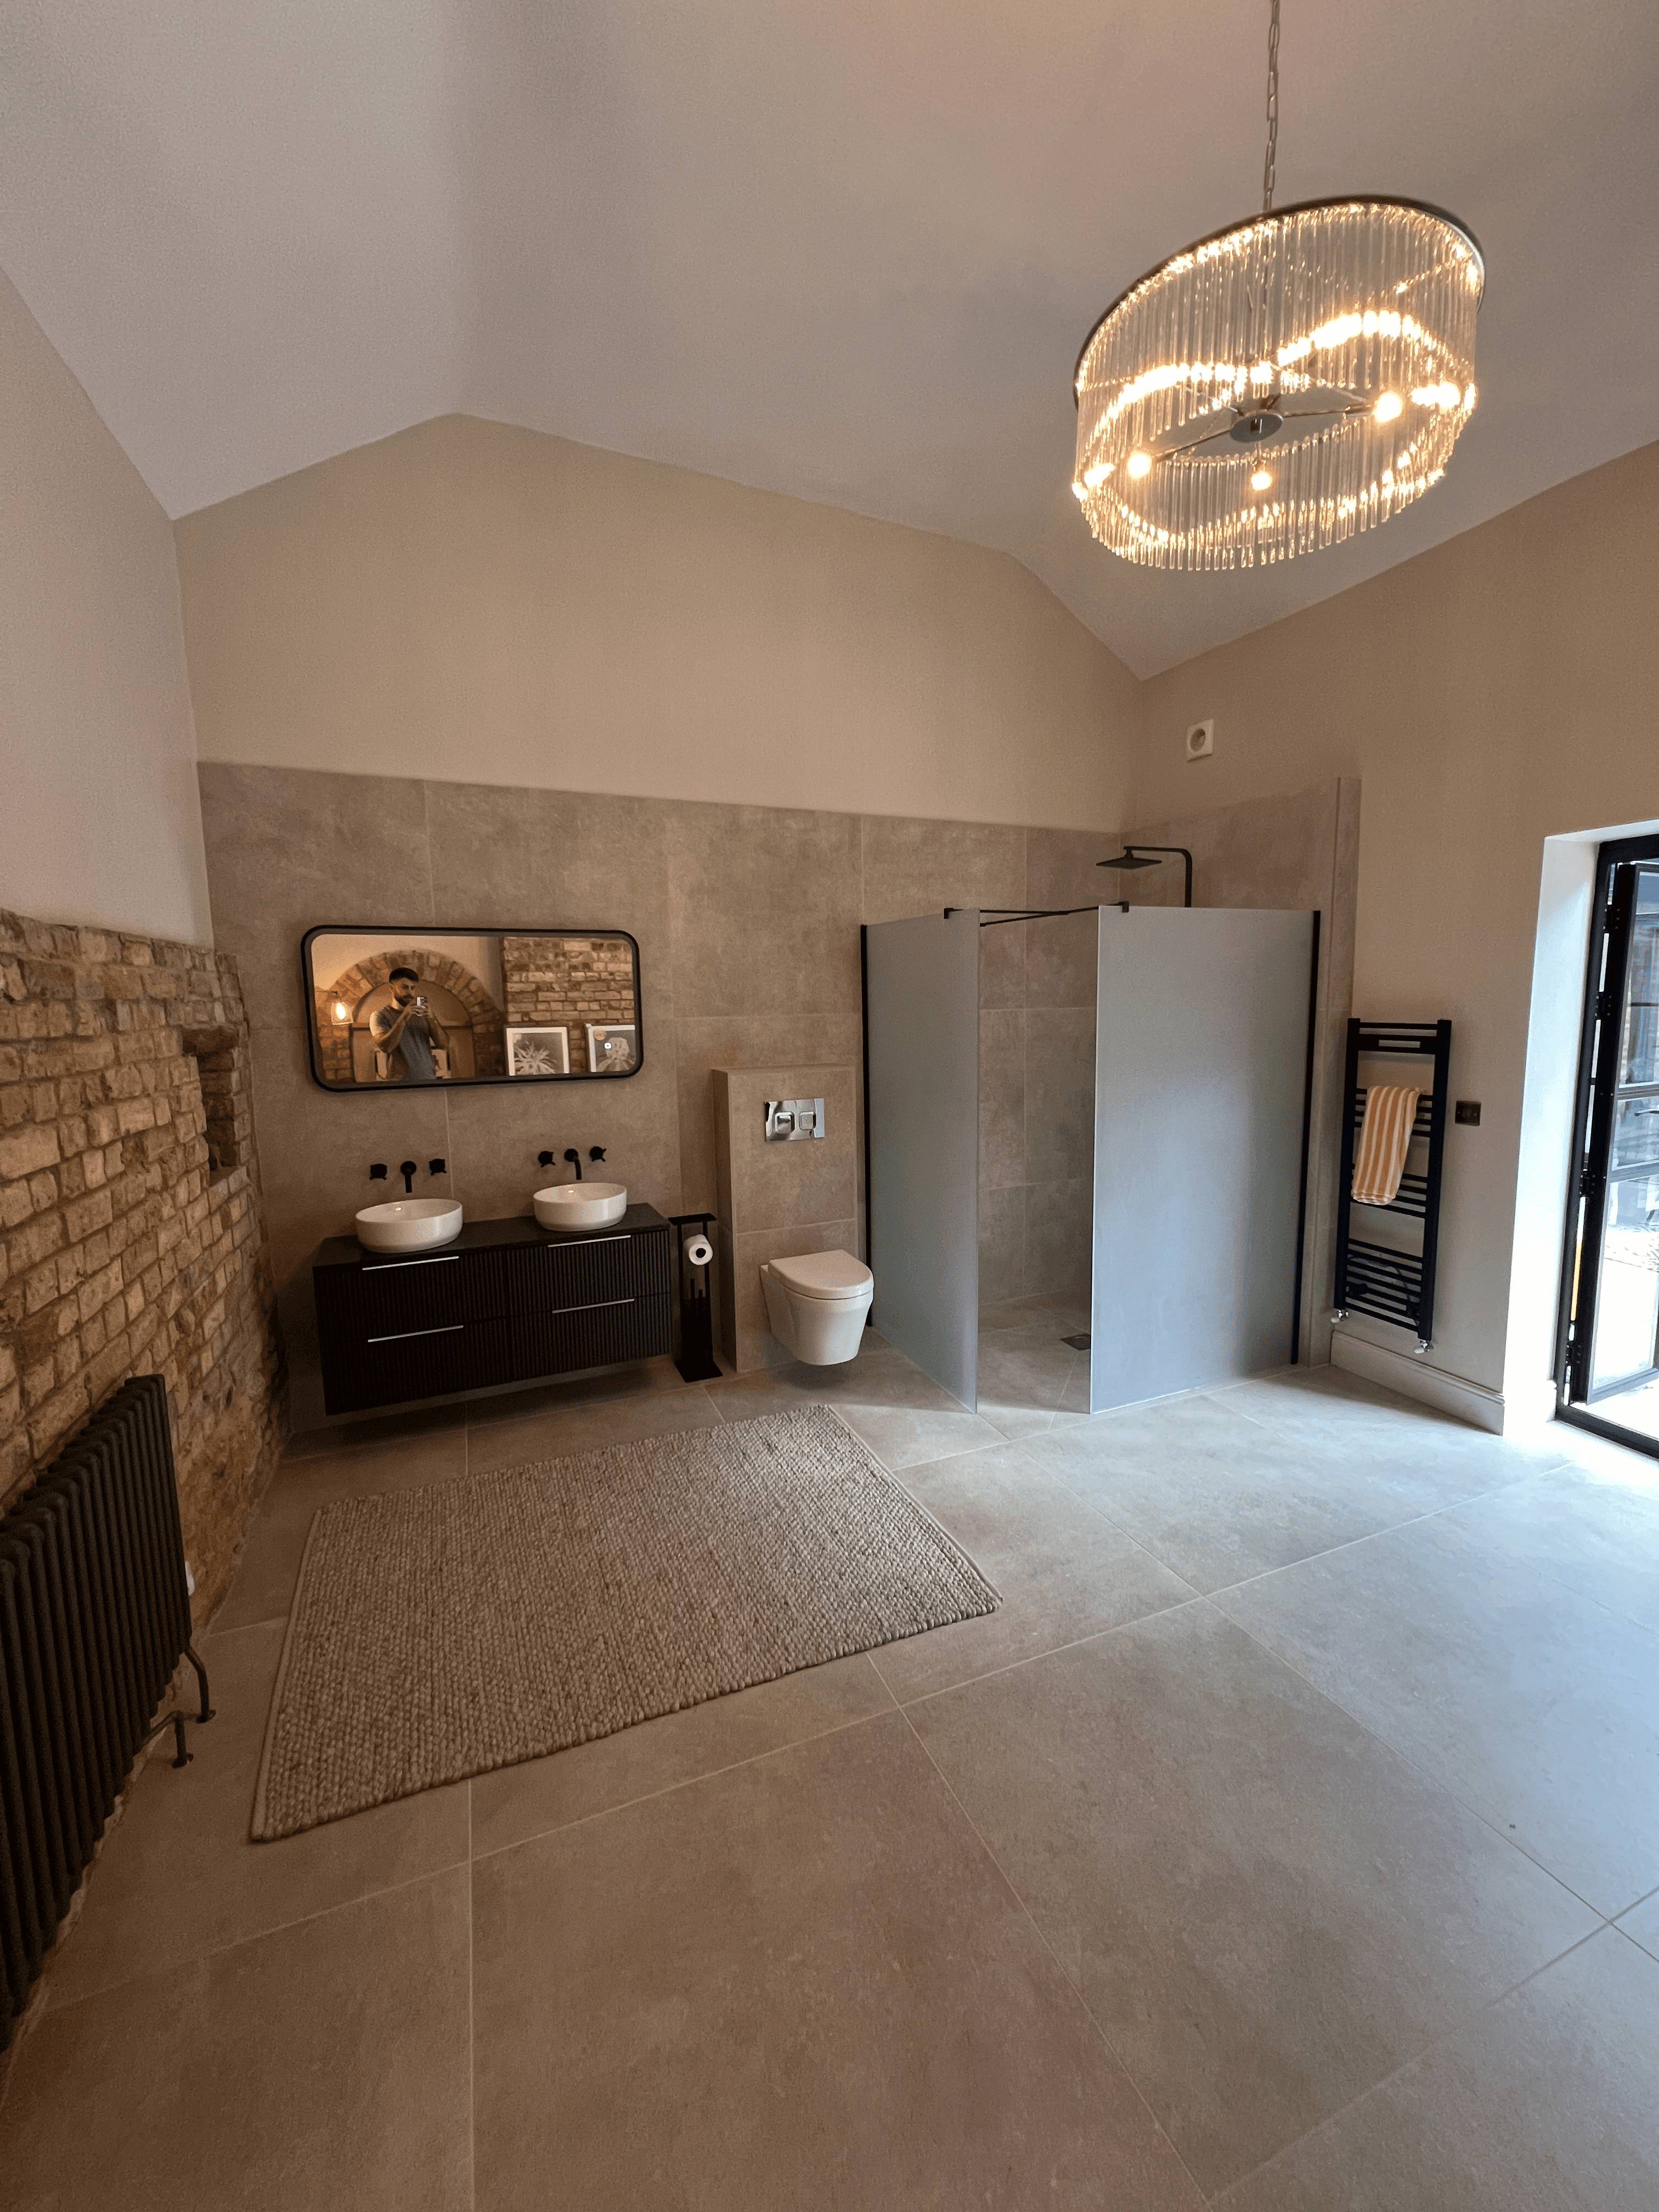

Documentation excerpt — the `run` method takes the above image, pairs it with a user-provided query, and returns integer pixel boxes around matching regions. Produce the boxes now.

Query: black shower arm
[1122,846,1194,907]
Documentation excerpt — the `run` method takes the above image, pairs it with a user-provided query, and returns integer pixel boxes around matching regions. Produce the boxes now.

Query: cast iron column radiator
[1,1375,212,2049]
[1331,1018,1453,1352]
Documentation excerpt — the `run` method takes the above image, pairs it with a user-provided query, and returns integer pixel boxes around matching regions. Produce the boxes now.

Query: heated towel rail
[1331,1018,1452,1352]
[1,1375,211,2047]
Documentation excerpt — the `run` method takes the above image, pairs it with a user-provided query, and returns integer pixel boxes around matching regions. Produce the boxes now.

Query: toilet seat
[768,1250,872,1302]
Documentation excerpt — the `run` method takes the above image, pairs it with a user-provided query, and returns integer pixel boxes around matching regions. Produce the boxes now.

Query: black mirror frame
[300,923,644,1093]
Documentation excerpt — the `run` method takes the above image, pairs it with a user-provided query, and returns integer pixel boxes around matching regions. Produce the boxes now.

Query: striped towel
[1352,1085,1420,1205]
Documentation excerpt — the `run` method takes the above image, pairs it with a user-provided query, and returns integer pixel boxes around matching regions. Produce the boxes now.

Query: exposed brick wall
[502,935,636,1074]
[0,908,283,1621]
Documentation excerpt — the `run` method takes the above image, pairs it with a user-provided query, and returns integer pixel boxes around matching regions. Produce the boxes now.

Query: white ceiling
[5,1,1657,675]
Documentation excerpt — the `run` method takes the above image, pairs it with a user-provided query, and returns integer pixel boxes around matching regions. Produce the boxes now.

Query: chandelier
[1072,0,1484,570]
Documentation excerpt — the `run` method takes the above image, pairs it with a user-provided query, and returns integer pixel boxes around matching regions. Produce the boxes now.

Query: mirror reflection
[303,928,641,1090]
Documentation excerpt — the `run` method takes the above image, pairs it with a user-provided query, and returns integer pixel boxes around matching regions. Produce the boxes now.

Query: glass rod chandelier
[1072,0,1484,570]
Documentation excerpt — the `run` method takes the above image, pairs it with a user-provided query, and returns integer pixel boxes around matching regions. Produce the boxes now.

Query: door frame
[1554,831,1659,1458]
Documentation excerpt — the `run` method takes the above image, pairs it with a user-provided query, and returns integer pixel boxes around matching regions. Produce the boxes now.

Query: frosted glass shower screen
[1090,906,1315,1414]
[864,911,979,1407]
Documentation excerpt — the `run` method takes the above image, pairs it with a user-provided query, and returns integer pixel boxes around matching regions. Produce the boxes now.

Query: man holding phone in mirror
[370,967,449,1082]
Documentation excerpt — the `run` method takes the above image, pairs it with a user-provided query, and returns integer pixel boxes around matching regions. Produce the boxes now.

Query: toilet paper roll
[685,1234,714,1269]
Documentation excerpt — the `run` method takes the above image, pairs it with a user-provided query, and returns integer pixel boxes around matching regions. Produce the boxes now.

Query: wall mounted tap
[563,1148,583,1181]
[399,1159,417,1194]
[589,1147,607,1167]
[369,1163,388,1183]
[428,1157,447,1178]
[537,1150,557,1170]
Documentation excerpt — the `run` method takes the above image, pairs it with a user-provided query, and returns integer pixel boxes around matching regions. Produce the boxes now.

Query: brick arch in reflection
[313,949,506,1082]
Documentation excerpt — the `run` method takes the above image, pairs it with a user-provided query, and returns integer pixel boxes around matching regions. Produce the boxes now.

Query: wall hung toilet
[760,1249,874,1364]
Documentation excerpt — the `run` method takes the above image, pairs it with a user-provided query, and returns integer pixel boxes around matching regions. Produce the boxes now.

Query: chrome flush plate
[764,1098,826,1142]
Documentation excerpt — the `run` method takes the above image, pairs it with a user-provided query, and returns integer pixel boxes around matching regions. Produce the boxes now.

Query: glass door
[1559,842,1659,1453]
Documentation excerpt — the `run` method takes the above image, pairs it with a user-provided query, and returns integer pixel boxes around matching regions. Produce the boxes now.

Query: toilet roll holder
[669,1211,723,1382]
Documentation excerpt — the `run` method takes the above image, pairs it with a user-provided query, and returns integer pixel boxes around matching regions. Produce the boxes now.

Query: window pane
[1618,870,1659,1086]
[1592,1166,1659,1390]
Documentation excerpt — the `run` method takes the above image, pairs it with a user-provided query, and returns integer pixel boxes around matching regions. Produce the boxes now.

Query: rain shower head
[1096,844,1194,906]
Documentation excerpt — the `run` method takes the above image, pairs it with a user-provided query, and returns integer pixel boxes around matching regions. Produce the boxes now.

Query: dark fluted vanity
[311,1205,673,1415]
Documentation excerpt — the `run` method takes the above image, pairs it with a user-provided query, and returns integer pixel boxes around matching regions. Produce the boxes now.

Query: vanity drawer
[511,1296,672,1381]
[316,1248,504,1341]
[501,1228,670,1315]
[320,1315,514,1416]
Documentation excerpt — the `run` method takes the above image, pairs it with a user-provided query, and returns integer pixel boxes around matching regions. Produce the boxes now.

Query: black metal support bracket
[142,1711,193,1770]
[185,1641,215,1723]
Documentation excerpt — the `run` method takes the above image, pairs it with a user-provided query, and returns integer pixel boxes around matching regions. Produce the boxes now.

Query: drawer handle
[365,1254,460,1272]
[366,1323,466,1345]
[541,1233,631,1248]
[540,1296,636,1317]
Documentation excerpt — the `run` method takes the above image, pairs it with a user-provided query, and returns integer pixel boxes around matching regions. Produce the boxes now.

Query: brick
[9,1212,66,1272]
[0,1121,60,1181]
[63,1188,114,1244]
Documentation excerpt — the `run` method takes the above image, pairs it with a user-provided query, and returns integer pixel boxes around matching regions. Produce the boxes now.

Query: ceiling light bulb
[1374,391,1403,422]
[1126,450,1152,478]
[1250,468,1273,492]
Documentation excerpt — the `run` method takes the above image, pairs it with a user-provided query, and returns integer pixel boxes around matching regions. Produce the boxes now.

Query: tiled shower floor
[3,1329,1656,2208]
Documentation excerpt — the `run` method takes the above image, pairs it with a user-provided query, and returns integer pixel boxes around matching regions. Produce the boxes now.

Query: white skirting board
[1329,1330,1510,1434]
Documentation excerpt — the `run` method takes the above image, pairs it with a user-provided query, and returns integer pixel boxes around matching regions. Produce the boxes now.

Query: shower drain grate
[1062,1333,1091,1351]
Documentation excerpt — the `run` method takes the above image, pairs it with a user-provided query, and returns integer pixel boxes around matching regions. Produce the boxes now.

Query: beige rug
[252,1403,998,1839]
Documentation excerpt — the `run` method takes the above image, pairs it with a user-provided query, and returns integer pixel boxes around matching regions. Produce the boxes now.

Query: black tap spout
[399,1160,417,1194]
[563,1148,583,1182]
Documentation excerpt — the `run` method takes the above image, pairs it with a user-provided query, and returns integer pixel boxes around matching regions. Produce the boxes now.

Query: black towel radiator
[1331,1018,1452,1353]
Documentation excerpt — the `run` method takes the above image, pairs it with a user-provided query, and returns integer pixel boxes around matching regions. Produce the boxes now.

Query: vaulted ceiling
[5,2,1657,674]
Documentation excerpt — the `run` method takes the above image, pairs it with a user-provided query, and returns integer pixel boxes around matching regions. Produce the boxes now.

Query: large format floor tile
[1216,1504,1659,1916]
[471,1712,1202,2211]
[1617,1888,1659,1962]
[470,1650,895,1857]
[1214,1925,1659,2211]
[1024,1389,1412,1592]
[909,1604,1597,2199]
[874,1442,1194,1700]
[44,1620,471,2007]
[4,1869,472,2211]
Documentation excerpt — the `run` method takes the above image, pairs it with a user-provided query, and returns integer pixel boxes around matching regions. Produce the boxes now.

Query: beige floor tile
[1214,1926,1659,2211]
[465,1378,723,1474]
[44,1620,470,2007]
[1437,1451,1659,1632]
[1616,1888,1659,1962]
[471,1713,1202,2212]
[908,1605,1597,2199]
[471,1652,895,1856]
[975,1330,1084,1442]
[1024,1389,1416,1593]
[707,1340,1008,1469]
[285,1400,470,1459]
[1216,1506,1659,1917]
[1218,1367,1571,1494]
[5,1869,472,2211]
[980,1290,1092,1339]
[213,1425,469,1630]
[874,1443,1194,1700]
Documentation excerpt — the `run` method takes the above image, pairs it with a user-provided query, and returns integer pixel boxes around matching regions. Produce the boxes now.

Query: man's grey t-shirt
[370,1001,438,1081]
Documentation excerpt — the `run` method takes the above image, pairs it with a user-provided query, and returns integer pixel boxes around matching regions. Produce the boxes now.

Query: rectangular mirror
[302,927,642,1090]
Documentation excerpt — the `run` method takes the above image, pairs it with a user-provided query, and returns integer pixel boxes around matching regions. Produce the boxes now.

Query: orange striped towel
[1352,1085,1420,1204]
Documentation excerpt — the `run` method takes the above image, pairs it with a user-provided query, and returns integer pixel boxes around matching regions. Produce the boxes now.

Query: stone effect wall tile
[0,906,284,1621]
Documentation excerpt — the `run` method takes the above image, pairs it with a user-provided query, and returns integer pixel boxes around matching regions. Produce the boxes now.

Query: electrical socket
[1186,719,1215,760]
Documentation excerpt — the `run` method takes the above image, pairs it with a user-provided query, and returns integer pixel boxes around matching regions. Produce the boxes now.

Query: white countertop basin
[356,1198,464,1253]
[534,1182,628,1231]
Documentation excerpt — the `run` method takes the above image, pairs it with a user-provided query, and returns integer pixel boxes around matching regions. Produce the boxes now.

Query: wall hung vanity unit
[311,1207,673,1415]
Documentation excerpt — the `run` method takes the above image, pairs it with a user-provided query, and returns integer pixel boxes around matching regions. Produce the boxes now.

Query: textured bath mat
[252,1403,999,1839]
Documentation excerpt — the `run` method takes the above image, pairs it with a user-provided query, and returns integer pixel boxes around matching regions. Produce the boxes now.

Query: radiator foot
[185,1642,216,1724]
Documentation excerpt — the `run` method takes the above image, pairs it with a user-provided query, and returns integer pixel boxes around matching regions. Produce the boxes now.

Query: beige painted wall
[1133,441,1659,1403]
[0,271,210,943]
[173,415,1139,832]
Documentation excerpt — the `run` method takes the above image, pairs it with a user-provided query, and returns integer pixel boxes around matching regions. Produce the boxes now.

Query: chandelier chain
[1262,0,1280,213]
